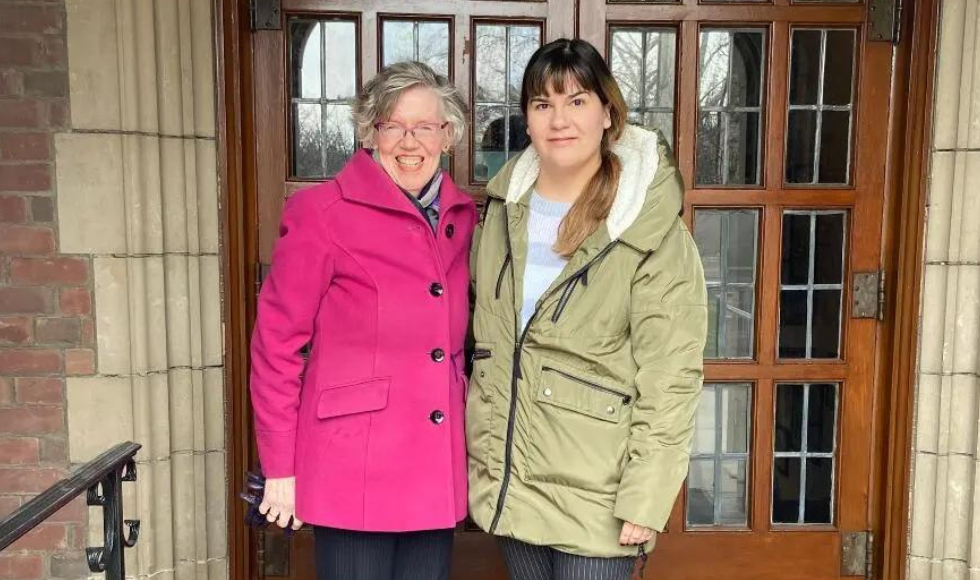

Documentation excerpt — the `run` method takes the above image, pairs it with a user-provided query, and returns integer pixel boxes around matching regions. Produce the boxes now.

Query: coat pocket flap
[316,377,391,419]
[538,367,629,424]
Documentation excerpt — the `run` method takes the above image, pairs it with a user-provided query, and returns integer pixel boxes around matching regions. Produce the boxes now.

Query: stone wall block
[920,264,950,374]
[65,0,121,130]
[55,133,126,253]
[204,368,223,453]
[165,255,192,369]
[917,373,943,454]
[190,0,215,138]
[197,141,219,254]
[161,137,191,254]
[927,151,954,263]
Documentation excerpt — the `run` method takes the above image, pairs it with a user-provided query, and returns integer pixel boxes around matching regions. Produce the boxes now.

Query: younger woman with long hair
[466,39,707,580]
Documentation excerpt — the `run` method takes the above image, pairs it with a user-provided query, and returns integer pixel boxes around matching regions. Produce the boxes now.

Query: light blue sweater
[521,192,572,329]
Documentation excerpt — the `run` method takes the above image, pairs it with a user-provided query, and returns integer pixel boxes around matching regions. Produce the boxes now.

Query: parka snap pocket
[538,367,630,423]
[316,377,391,419]
[526,364,631,493]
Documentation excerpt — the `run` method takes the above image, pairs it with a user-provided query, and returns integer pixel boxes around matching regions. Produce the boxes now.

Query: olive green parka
[466,124,708,557]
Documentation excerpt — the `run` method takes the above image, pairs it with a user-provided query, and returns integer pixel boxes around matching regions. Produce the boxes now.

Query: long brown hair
[520,39,628,257]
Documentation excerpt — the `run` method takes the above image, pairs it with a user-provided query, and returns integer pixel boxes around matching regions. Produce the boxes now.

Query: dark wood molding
[216,0,254,578]
[874,0,940,578]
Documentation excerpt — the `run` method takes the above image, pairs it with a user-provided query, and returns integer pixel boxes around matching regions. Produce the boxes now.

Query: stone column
[908,2,980,579]
[59,1,225,578]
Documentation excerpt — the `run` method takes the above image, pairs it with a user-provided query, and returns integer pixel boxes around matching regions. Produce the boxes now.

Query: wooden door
[579,2,891,579]
[245,0,895,578]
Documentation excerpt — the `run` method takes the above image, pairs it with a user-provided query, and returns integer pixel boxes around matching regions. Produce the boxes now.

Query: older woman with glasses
[249,61,475,580]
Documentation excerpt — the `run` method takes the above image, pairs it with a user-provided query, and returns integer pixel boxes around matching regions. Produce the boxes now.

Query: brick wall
[0,2,90,579]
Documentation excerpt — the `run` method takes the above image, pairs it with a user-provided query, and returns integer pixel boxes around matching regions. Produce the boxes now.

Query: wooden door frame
[215,0,939,577]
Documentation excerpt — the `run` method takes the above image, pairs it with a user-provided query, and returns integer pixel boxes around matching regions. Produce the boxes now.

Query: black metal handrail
[0,441,142,580]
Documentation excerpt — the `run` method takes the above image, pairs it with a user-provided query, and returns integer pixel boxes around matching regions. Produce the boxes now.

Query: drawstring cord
[633,545,649,579]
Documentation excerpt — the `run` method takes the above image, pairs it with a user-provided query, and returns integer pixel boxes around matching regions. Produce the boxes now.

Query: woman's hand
[259,476,304,531]
[619,521,654,545]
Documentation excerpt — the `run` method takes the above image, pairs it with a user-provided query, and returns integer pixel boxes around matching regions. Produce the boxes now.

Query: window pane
[723,287,755,359]
[819,110,851,184]
[807,384,837,453]
[419,22,450,76]
[727,211,758,284]
[823,31,856,106]
[729,32,764,108]
[786,109,818,184]
[291,21,322,99]
[693,384,717,455]
[804,458,834,523]
[697,29,766,186]
[727,111,761,184]
[811,289,842,358]
[719,460,749,525]
[687,459,715,525]
[699,31,731,109]
[778,290,808,358]
[645,32,676,108]
[474,24,539,182]
[292,103,323,178]
[382,21,415,67]
[696,111,724,185]
[814,212,845,284]
[775,383,805,453]
[772,457,801,524]
[611,31,643,109]
[789,30,821,106]
[322,104,355,176]
[781,212,811,285]
[722,386,752,453]
[610,27,677,147]
[476,25,507,102]
[509,26,540,102]
[323,21,356,100]
[695,209,758,359]
[705,287,721,359]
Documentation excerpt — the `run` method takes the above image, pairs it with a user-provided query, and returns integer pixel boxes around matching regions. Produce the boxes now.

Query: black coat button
[430,410,445,424]
[429,282,443,297]
[445,224,455,238]
[431,348,445,362]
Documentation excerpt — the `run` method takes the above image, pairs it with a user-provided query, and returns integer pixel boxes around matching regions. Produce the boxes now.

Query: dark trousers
[314,526,454,580]
[497,537,637,580]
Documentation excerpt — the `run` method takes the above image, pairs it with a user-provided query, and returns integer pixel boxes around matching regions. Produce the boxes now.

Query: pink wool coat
[249,149,476,531]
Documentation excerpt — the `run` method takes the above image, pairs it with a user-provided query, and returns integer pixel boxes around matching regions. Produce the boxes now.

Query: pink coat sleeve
[249,190,334,478]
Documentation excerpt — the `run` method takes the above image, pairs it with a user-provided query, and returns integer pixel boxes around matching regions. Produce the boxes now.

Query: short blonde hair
[352,61,467,149]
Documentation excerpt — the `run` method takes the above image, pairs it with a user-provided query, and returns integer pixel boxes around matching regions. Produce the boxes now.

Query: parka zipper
[541,366,632,405]
[549,245,615,323]
[488,227,621,533]
[495,252,511,300]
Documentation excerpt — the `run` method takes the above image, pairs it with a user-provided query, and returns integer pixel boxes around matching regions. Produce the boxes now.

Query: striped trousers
[497,537,638,580]
[313,526,454,580]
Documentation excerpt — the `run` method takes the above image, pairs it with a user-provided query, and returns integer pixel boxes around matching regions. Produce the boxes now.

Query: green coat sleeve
[614,198,708,532]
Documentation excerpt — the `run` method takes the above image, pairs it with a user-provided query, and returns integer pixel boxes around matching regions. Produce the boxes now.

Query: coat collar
[334,149,470,216]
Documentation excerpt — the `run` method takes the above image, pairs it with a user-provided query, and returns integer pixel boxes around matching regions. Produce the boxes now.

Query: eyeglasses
[375,121,448,142]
